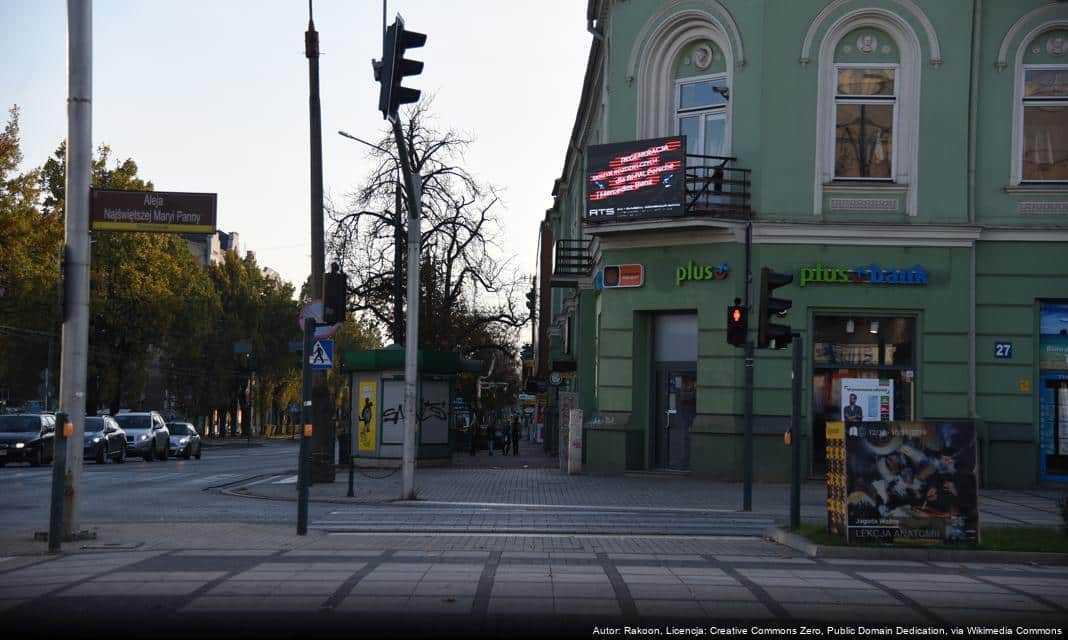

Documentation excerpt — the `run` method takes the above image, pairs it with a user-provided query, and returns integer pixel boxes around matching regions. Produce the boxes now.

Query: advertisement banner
[840,378,893,423]
[356,380,377,452]
[585,136,686,221]
[844,421,979,544]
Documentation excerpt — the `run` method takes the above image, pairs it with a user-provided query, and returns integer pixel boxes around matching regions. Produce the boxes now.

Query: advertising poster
[845,421,979,544]
[840,378,893,423]
[585,136,687,221]
[601,264,644,289]
[356,380,377,452]
[1039,302,1068,479]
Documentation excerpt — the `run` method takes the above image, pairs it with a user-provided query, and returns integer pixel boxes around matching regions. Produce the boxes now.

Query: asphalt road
[0,440,326,527]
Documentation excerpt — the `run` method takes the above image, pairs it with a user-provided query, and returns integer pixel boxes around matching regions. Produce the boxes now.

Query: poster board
[356,380,378,453]
[826,421,846,537]
[840,378,894,423]
[843,421,979,544]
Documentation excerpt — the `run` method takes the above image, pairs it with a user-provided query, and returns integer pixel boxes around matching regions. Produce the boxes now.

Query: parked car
[166,422,202,460]
[114,412,170,461]
[84,415,126,464]
[0,414,55,467]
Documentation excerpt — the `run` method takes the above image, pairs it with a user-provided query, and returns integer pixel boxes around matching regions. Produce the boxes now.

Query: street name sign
[90,189,217,233]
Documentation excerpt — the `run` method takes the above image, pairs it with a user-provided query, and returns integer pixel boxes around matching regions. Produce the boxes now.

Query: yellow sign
[303,424,313,437]
[357,380,378,452]
[1019,378,1031,393]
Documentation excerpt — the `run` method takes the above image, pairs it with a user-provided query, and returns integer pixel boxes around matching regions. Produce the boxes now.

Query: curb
[767,527,1068,564]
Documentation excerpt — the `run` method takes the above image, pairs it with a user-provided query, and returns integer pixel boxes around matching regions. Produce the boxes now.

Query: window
[1021,67,1068,182]
[676,76,728,162]
[834,66,896,180]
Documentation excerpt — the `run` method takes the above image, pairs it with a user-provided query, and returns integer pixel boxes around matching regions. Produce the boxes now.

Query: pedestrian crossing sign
[309,339,333,369]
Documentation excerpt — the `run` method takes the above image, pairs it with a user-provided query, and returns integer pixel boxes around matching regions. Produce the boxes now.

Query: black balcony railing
[685,154,751,219]
[551,238,593,284]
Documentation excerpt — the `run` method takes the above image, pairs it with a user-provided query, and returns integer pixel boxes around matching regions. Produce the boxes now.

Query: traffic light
[374,16,426,118]
[322,263,348,325]
[727,299,746,348]
[525,285,537,316]
[757,267,794,349]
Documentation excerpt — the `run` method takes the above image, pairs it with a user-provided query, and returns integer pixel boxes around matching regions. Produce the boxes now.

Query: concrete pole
[306,3,333,482]
[60,0,91,538]
[390,116,421,500]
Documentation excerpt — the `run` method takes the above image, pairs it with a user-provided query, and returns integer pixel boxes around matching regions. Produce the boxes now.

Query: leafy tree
[0,106,63,406]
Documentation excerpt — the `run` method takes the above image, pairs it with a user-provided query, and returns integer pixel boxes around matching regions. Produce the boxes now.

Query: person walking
[510,413,520,456]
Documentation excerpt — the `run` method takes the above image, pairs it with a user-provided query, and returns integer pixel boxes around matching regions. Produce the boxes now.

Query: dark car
[0,414,55,467]
[166,422,202,460]
[114,411,170,461]
[84,415,126,464]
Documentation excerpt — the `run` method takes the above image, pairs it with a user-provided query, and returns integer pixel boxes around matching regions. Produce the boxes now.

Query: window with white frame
[833,65,896,180]
[676,76,728,162]
[1020,66,1068,182]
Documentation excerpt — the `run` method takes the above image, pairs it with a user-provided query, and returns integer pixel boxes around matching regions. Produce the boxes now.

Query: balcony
[551,238,593,287]
[685,154,751,219]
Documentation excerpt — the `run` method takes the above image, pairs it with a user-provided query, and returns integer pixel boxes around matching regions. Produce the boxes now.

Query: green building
[537,0,1068,487]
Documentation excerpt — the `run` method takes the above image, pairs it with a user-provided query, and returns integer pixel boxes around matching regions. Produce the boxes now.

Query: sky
[1,0,590,293]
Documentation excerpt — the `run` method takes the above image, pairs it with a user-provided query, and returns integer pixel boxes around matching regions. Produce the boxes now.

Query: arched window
[674,40,729,162]
[1017,29,1068,183]
[811,8,924,215]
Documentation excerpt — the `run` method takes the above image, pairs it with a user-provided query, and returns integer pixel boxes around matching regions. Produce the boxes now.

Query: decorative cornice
[996,3,1068,71]
[799,0,941,67]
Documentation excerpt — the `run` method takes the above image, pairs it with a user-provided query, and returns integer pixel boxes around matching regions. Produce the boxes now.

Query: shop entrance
[651,313,697,470]
[811,315,916,475]
[654,367,696,469]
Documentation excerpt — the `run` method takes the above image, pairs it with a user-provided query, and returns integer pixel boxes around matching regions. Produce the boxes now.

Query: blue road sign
[310,339,334,370]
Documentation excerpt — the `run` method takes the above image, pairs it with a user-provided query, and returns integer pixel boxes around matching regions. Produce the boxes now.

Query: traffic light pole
[390,115,422,501]
[790,332,803,530]
[297,316,313,535]
[742,222,754,512]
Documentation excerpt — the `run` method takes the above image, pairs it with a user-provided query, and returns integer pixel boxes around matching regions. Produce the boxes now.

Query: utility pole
[305,0,333,483]
[57,0,92,541]
[742,221,754,511]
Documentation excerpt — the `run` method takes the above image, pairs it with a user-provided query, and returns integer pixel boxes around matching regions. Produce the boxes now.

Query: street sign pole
[297,316,314,535]
[790,332,803,531]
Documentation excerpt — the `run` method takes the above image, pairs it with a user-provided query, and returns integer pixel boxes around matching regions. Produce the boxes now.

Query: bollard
[48,412,71,553]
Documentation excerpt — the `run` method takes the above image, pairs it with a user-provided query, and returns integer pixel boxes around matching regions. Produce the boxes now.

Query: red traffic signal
[727,303,747,348]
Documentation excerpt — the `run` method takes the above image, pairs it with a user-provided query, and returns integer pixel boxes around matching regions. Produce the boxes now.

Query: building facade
[540,0,1068,487]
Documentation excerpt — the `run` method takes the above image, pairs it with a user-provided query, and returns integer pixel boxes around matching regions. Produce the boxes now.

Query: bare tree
[328,100,529,359]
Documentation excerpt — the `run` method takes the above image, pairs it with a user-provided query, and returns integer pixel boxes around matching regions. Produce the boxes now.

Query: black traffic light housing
[757,267,794,349]
[322,263,348,325]
[525,286,537,315]
[727,298,747,348]
[374,16,426,118]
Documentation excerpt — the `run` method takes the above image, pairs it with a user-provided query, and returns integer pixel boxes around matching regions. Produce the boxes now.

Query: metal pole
[60,0,91,539]
[48,413,69,552]
[790,333,803,531]
[297,316,314,535]
[394,177,404,344]
[390,116,421,501]
[306,3,332,483]
[743,221,753,511]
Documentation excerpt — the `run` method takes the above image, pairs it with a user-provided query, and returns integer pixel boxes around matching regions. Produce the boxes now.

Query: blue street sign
[310,339,334,370]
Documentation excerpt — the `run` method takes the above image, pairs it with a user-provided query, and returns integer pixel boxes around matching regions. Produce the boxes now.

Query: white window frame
[674,73,731,159]
[1017,63,1068,184]
[831,62,899,182]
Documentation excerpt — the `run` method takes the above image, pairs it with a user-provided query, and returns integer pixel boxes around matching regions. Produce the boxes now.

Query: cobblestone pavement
[1,530,1065,637]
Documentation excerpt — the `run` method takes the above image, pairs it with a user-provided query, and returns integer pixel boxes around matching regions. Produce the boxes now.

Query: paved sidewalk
[0,523,1065,637]
[242,465,1066,528]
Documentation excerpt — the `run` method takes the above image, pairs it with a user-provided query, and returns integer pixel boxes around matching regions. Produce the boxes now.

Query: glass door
[811,315,916,475]
[654,367,696,470]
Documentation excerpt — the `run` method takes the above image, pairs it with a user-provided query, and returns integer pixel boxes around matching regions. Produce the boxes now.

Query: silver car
[114,412,170,461]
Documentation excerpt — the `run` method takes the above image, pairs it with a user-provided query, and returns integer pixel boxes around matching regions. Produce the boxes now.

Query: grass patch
[796,523,1068,553]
